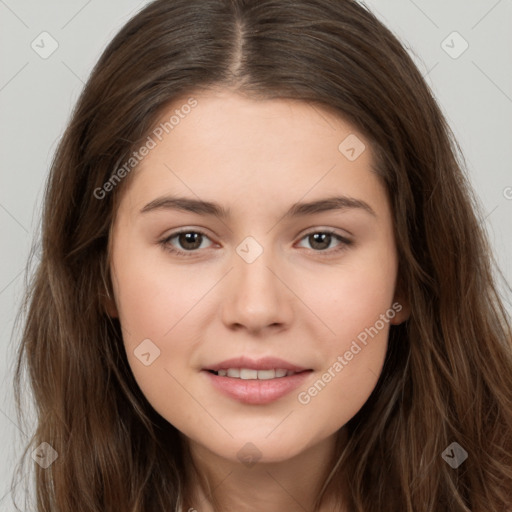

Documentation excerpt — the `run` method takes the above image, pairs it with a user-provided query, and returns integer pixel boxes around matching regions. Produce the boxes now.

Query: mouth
[202,356,313,404]
[203,355,312,378]
[206,368,308,379]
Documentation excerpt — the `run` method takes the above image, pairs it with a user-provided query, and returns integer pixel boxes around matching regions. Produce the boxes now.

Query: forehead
[115,89,387,220]
[147,90,369,162]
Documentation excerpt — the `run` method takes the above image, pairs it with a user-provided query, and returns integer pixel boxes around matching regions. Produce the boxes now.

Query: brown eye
[297,230,352,254]
[176,232,203,250]
[159,230,213,256]
[308,233,333,251]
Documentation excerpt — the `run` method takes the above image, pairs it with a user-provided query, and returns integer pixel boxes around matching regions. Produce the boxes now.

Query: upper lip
[203,356,310,372]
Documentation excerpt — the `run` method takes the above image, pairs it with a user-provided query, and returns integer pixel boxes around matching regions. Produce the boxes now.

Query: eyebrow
[140,195,376,218]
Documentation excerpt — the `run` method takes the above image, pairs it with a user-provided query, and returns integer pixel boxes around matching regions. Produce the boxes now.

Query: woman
[12,0,512,511]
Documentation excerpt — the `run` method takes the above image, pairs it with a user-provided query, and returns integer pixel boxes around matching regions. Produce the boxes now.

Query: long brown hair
[11,0,512,510]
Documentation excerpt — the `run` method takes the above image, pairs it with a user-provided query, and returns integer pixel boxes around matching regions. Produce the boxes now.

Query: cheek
[110,244,206,395]
[296,248,396,417]
[111,245,203,341]
[306,246,397,342]
[111,255,202,420]
[296,291,392,435]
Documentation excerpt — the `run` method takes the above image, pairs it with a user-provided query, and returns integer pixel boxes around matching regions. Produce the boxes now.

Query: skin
[107,89,410,512]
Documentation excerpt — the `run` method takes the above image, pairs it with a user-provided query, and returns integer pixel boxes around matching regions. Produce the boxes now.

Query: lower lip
[203,370,312,405]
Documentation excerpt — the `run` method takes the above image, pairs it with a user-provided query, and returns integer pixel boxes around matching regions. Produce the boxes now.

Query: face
[108,89,408,465]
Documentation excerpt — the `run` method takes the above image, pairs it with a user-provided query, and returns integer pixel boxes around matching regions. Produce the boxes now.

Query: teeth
[214,368,297,379]
[240,369,258,380]
[256,369,275,380]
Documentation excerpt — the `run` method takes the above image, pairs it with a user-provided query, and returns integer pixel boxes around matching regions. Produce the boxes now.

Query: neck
[180,429,349,512]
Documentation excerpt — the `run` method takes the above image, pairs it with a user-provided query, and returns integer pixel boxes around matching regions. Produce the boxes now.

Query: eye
[159,228,352,257]
[159,229,214,256]
[296,229,352,254]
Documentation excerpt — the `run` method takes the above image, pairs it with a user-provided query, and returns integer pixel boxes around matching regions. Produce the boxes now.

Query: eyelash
[158,228,353,257]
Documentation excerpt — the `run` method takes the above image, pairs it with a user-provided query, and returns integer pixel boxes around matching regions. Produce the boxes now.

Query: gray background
[1,0,511,509]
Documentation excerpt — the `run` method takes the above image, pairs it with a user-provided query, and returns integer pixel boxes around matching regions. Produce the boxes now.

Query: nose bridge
[234,235,279,304]
[221,235,291,331]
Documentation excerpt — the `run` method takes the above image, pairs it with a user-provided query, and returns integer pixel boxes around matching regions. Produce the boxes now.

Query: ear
[389,276,410,325]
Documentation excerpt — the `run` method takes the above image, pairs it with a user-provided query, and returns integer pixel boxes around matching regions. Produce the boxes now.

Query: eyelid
[299,226,352,241]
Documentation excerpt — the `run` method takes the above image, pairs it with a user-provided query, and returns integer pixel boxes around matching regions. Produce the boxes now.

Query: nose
[220,245,294,335]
